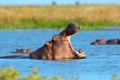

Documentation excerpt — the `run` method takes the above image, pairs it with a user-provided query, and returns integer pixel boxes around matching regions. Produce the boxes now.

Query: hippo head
[59,23,80,37]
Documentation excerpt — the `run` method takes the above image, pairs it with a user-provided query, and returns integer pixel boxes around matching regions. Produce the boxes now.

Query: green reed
[0,19,119,30]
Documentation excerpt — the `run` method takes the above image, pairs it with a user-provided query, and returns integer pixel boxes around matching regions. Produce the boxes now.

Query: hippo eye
[66,31,70,35]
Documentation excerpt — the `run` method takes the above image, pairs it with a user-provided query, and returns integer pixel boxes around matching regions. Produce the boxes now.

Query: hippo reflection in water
[30,23,86,60]
[91,38,120,45]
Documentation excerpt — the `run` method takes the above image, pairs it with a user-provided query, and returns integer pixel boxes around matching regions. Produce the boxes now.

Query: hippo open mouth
[30,22,85,60]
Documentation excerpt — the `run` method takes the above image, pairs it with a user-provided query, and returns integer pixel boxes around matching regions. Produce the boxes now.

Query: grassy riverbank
[0,5,120,30]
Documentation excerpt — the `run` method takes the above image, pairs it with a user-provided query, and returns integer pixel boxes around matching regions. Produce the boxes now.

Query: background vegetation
[0,5,120,30]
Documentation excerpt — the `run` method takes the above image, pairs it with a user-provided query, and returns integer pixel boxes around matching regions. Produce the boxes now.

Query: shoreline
[0,20,119,30]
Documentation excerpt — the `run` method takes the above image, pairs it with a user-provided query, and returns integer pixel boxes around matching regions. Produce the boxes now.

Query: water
[0,29,120,80]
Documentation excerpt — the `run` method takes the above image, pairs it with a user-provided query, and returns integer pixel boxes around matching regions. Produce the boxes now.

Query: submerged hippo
[11,48,31,54]
[30,23,86,60]
[91,38,120,45]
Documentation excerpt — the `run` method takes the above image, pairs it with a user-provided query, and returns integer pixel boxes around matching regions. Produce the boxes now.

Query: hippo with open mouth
[30,23,86,60]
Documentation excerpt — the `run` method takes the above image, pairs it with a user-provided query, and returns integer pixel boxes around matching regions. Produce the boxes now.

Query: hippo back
[106,39,118,44]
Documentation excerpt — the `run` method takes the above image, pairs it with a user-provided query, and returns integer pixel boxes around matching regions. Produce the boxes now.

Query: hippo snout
[68,23,80,31]
[59,23,80,36]
[67,23,80,35]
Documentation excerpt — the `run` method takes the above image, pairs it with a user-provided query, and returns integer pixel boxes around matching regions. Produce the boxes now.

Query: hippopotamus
[30,23,86,60]
[11,48,31,54]
[91,38,120,45]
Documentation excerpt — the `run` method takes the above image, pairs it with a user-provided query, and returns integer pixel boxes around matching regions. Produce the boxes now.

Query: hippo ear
[52,35,61,41]
[45,41,52,49]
